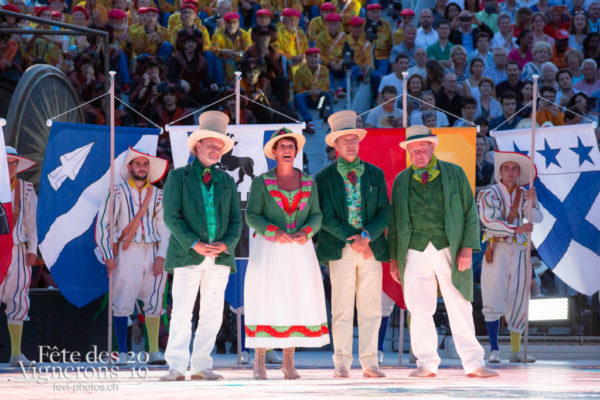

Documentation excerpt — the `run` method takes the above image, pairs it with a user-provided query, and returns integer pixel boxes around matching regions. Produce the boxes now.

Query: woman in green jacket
[244,128,329,380]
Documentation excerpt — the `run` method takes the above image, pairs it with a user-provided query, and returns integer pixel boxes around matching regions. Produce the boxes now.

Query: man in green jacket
[316,110,391,379]
[388,125,498,379]
[160,111,242,382]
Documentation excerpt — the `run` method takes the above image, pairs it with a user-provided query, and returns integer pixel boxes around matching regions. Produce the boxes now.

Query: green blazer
[315,160,391,264]
[246,168,322,238]
[388,160,480,301]
[162,159,242,273]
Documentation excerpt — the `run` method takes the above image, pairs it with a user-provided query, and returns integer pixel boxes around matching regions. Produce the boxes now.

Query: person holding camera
[365,85,403,128]
[293,47,332,134]
[315,12,349,99]
[366,3,392,76]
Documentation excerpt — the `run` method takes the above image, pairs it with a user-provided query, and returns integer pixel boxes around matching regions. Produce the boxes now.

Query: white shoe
[114,352,129,366]
[147,351,166,365]
[377,350,384,364]
[240,350,250,364]
[9,354,33,367]
[159,370,185,381]
[191,369,224,380]
[488,350,501,363]
[510,351,536,363]
[265,350,282,364]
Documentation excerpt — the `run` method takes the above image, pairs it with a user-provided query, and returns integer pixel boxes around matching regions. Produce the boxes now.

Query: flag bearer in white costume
[95,147,169,366]
[1,147,37,367]
[478,151,542,363]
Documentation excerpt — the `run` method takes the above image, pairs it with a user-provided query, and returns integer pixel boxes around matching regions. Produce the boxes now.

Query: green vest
[408,174,449,251]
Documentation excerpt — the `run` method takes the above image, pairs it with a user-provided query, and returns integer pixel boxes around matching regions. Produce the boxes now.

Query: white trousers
[403,243,485,374]
[481,241,528,333]
[0,244,31,323]
[329,244,382,370]
[112,242,166,317]
[165,257,230,374]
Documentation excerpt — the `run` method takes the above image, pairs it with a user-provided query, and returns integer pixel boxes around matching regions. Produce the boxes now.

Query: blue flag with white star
[492,124,600,295]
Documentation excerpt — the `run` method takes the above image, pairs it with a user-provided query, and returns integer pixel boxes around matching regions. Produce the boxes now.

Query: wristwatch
[361,230,372,241]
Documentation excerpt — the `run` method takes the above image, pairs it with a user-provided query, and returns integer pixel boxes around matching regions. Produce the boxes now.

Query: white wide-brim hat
[399,125,439,150]
[6,146,37,174]
[325,110,367,147]
[121,147,168,184]
[263,128,306,160]
[187,111,235,155]
[494,151,537,187]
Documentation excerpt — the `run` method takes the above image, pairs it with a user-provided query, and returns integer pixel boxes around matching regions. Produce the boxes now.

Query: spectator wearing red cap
[365,2,392,76]
[25,6,64,69]
[48,0,69,22]
[316,12,349,98]
[308,2,336,43]
[346,16,377,84]
[167,2,211,50]
[255,8,272,29]
[293,47,332,133]
[551,29,570,69]
[543,5,570,39]
[129,7,172,62]
[212,12,252,81]
[393,8,415,45]
[258,0,302,18]
[1,4,22,32]
[274,8,308,68]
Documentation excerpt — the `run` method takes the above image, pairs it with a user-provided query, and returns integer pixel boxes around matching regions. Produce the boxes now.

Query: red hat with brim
[399,9,415,16]
[2,4,20,13]
[366,3,382,10]
[554,29,569,40]
[51,11,62,17]
[108,8,127,19]
[138,7,159,14]
[35,6,50,17]
[320,2,336,11]
[180,2,197,12]
[282,8,301,17]
[306,47,320,55]
[72,5,89,18]
[223,11,240,21]
[324,12,341,22]
[349,16,364,26]
[256,8,272,16]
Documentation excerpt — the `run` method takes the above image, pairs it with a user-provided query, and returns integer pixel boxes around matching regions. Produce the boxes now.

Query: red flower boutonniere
[421,171,429,185]
[347,170,358,185]
[202,169,212,186]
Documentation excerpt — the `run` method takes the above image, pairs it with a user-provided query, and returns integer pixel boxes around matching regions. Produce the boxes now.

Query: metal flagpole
[402,71,408,129]
[523,74,539,363]
[235,71,242,125]
[398,70,409,364]
[108,71,116,361]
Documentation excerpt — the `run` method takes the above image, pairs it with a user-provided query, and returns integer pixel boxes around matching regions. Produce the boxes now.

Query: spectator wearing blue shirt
[449,10,494,55]
[490,91,522,131]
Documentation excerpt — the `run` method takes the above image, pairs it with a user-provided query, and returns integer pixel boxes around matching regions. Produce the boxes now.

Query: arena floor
[1,351,599,399]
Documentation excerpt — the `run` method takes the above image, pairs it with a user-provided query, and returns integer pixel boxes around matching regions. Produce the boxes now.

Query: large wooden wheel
[4,64,84,189]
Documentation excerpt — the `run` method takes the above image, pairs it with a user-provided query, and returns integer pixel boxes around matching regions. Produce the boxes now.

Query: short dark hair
[500,91,517,104]
[476,31,490,41]
[395,53,410,63]
[506,60,521,70]
[462,96,477,108]
[540,85,557,96]
[556,68,572,80]
[474,116,488,126]
[382,85,398,96]
[436,19,450,29]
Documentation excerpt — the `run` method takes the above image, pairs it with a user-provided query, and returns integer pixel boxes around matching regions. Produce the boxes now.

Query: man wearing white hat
[478,151,542,364]
[161,111,241,381]
[316,110,390,379]
[1,147,37,367]
[95,147,169,366]
[388,126,498,378]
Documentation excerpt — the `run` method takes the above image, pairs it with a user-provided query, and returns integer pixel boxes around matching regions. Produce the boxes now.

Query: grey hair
[582,58,598,69]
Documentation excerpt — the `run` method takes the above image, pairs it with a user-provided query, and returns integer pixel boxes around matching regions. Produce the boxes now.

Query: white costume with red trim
[95,180,169,317]
[478,182,542,333]
[0,179,37,324]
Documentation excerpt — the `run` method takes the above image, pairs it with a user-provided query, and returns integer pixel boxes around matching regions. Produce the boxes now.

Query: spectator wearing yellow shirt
[167,1,211,50]
[346,16,381,97]
[211,12,252,81]
[274,8,308,69]
[129,7,172,61]
[315,12,348,98]
[338,0,361,31]
[293,47,332,134]
[107,9,133,89]
[392,8,415,45]
[259,0,303,16]
[308,2,336,44]
[365,3,392,76]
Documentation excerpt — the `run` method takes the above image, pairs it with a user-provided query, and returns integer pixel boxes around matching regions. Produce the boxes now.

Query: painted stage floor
[1,352,599,399]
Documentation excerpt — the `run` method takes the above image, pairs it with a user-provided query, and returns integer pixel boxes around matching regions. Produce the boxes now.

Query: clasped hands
[194,241,228,257]
[347,234,373,259]
[275,229,308,244]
